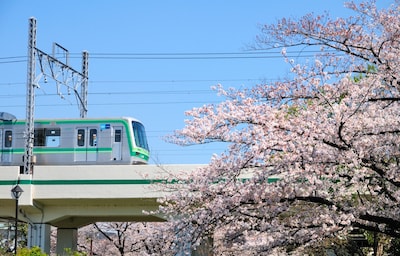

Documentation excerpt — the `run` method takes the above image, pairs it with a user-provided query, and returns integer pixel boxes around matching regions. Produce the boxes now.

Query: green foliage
[367,64,377,73]
[352,73,364,83]
[363,230,375,246]
[63,248,87,256]
[338,92,348,104]
[10,246,87,256]
[17,246,47,256]
[285,105,300,118]
[352,64,377,82]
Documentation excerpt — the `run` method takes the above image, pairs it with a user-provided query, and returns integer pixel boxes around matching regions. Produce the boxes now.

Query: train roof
[35,116,141,121]
[0,112,17,121]
[0,116,144,124]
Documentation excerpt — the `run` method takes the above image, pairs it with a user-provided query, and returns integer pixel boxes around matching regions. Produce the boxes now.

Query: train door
[112,126,122,161]
[1,129,13,163]
[75,127,98,162]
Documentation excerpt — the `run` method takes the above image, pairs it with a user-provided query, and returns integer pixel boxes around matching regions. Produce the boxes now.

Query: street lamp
[11,184,23,255]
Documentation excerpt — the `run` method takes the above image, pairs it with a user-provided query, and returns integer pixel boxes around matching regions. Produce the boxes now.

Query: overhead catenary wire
[0,49,339,64]
[0,78,269,87]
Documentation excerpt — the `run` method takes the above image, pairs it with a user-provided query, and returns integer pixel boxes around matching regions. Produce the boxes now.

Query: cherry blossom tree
[51,222,177,255]
[76,222,175,256]
[159,0,400,254]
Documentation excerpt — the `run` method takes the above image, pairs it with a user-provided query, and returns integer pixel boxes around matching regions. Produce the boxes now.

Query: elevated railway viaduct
[0,164,204,255]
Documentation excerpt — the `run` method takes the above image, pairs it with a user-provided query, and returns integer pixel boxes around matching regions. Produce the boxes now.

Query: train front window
[132,121,149,151]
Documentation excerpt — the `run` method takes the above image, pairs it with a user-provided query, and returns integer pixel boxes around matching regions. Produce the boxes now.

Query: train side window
[45,128,61,147]
[34,128,61,147]
[34,128,45,146]
[115,129,122,142]
[77,129,85,147]
[4,130,12,148]
[90,129,97,146]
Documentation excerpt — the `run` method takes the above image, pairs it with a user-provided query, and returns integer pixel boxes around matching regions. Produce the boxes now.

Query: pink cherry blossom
[159,0,400,254]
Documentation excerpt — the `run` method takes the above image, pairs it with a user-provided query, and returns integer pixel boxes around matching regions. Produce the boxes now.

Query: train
[0,112,149,165]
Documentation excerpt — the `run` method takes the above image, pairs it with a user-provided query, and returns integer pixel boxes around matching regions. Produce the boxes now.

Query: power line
[0,82,24,86]
[85,53,316,60]
[82,49,332,56]
[0,78,276,88]
[0,87,217,97]
[0,60,26,64]
[89,90,214,96]
[90,51,282,56]
[0,56,27,64]
[0,79,272,95]
[0,100,220,108]
[0,49,338,64]
[0,56,26,60]
[89,78,266,83]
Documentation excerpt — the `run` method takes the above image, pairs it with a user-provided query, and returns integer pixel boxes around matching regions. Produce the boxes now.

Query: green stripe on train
[0,148,112,154]
[0,148,148,160]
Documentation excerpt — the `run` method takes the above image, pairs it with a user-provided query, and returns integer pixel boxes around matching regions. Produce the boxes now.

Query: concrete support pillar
[28,223,51,254]
[56,228,78,255]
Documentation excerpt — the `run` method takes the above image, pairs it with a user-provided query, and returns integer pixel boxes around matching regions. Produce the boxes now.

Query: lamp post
[11,184,23,255]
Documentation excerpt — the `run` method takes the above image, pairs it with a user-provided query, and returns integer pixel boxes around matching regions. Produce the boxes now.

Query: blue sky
[0,1,395,164]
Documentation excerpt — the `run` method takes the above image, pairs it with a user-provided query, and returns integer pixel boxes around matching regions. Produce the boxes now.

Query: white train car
[0,113,149,165]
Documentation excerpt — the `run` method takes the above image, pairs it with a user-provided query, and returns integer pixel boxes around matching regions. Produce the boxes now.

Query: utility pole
[23,17,89,174]
[24,17,37,175]
[81,51,89,118]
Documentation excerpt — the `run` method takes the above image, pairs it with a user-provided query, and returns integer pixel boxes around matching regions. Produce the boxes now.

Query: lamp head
[11,185,24,199]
